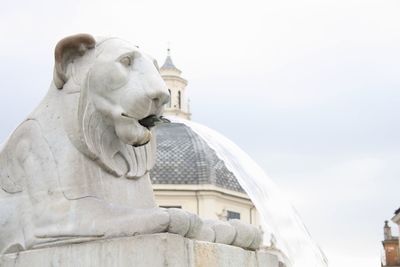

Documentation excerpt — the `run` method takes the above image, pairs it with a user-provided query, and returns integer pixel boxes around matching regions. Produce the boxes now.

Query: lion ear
[53,34,96,89]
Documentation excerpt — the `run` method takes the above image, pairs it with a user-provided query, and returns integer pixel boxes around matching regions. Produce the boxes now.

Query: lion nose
[149,90,170,108]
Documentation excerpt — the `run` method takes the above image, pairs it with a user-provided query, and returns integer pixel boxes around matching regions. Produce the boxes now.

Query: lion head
[53,34,169,178]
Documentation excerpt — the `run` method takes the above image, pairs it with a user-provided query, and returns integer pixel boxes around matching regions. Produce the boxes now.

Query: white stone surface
[0,34,263,254]
[0,234,279,267]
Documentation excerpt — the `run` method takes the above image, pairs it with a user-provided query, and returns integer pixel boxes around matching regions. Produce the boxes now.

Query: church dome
[150,122,245,193]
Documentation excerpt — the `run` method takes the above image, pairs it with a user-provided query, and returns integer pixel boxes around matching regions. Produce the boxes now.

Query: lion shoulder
[0,119,56,194]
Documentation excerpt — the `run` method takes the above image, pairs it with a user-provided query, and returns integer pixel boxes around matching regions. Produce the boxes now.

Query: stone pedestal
[0,234,279,267]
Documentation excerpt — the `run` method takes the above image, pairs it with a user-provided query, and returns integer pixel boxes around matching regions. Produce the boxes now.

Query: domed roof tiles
[150,122,245,193]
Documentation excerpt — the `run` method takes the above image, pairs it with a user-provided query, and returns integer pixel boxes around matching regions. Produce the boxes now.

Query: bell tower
[382,220,400,266]
[160,48,191,120]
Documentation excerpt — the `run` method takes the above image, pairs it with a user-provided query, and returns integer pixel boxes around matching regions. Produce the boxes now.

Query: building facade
[382,208,400,266]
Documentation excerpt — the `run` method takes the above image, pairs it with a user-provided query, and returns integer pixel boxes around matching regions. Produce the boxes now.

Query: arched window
[178,91,181,109]
[168,89,171,108]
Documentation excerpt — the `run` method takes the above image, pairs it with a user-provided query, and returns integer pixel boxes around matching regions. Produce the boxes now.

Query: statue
[0,34,262,254]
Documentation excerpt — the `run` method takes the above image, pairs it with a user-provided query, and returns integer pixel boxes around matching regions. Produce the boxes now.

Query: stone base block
[0,233,279,267]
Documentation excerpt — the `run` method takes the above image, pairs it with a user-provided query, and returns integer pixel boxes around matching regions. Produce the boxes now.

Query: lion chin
[115,114,153,147]
[0,34,263,254]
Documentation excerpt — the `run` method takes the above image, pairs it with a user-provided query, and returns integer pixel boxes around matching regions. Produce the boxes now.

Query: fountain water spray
[170,117,328,267]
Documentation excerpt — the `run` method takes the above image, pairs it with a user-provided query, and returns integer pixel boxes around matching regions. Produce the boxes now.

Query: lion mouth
[121,113,170,129]
[138,115,170,128]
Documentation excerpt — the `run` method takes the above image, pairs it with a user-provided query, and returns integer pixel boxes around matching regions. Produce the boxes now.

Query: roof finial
[161,42,181,72]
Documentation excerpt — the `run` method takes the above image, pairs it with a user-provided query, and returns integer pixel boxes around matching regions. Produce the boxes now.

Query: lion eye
[120,56,132,67]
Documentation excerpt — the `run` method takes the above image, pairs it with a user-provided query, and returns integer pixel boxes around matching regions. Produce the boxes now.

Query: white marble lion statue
[0,34,262,254]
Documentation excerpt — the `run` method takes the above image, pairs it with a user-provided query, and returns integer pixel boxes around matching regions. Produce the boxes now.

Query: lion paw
[196,219,263,250]
[166,208,203,238]
[229,219,263,250]
[164,209,262,250]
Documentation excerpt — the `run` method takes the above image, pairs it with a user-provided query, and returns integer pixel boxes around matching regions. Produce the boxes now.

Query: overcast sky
[1,0,400,266]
